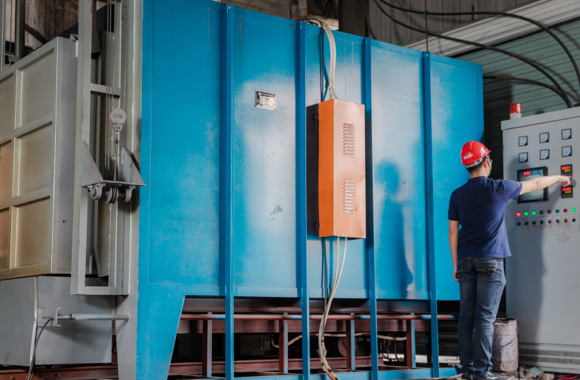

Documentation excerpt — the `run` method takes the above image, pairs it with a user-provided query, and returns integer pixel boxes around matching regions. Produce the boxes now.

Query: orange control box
[318,99,366,238]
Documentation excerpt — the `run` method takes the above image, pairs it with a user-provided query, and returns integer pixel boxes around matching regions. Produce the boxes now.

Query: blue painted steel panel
[430,54,484,300]
[231,9,298,296]
[146,0,222,290]
[138,0,483,378]
[371,42,428,300]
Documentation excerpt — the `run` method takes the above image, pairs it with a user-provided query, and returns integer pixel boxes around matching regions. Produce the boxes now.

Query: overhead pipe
[14,0,24,60]
[57,313,130,321]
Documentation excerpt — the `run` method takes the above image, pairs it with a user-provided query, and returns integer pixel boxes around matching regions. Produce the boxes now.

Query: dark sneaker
[473,372,515,380]
[461,372,474,380]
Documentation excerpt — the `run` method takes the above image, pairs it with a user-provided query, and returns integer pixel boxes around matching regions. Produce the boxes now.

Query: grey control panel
[503,114,577,227]
[502,107,580,372]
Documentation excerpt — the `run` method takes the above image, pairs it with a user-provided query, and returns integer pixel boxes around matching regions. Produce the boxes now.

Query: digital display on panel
[561,164,573,175]
[561,186,573,199]
[517,167,548,203]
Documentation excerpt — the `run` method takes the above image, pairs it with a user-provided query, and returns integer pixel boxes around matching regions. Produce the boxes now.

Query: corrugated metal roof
[457,19,580,178]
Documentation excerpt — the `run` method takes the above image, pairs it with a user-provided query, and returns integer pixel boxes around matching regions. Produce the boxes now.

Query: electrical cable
[484,75,569,102]
[365,3,377,40]
[305,18,338,100]
[371,0,573,108]
[557,375,579,380]
[366,17,377,40]
[377,0,580,89]
[27,317,54,380]
[322,237,328,314]
[318,236,347,380]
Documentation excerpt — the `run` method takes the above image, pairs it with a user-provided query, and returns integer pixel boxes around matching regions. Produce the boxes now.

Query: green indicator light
[573,208,577,213]
[532,211,537,216]
[524,211,529,216]
[540,210,544,215]
[556,209,560,213]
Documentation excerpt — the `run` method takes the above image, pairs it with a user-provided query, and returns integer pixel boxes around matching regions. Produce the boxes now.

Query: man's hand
[558,176,572,186]
[521,175,572,195]
[453,266,458,282]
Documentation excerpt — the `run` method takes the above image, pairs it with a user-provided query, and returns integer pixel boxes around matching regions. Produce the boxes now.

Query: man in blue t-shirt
[448,141,571,380]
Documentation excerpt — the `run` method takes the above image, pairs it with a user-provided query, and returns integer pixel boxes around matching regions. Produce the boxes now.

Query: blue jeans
[457,257,506,375]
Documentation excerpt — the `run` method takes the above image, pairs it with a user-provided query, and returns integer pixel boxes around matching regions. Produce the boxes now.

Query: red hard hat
[460,141,491,167]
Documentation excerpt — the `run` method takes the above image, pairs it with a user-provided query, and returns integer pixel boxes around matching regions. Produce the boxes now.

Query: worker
[448,141,571,380]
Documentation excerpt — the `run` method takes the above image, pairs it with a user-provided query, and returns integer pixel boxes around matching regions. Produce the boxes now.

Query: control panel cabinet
[502,107,580,373]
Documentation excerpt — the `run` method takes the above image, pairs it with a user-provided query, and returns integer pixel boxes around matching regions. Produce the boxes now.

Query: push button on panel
[562,146,572,157]
[562,128,572,140]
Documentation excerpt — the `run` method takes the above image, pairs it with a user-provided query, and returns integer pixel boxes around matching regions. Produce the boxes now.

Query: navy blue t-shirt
[448,177,522,259]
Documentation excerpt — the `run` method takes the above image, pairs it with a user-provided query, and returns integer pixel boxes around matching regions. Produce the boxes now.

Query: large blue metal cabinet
[138,1,483,378]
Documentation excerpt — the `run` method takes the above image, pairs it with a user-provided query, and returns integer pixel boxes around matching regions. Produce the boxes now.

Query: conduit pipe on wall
[14,0,24,60]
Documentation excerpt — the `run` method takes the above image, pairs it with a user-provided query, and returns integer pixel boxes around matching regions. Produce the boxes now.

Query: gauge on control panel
[561,164,573,176]
[518,136,528,147]
[519,152,528,163]
[562,128,572,140]
[539,132,550,143]
[563,146,572,157]
[540,149,550,160]
[561,186,573,198]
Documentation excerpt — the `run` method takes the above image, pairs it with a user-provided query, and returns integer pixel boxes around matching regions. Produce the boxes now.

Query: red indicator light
[562,165,572,171]
[564,209,568,213]
[510,102,522,115]
[562,187,572,192]
[523,170,531,176]
[516,212,522,217]
[548,210,552,214]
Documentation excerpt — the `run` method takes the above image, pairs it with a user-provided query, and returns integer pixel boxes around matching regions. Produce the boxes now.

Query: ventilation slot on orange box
[318,99,366,238]
[343,179,356,214]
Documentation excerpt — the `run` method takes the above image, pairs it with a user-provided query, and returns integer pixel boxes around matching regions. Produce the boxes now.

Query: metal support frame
[346,316,356,370]
[279,314,289,373]
[221,4,235,380]
[422,52,441,377]
[73,0,131,295]
[180,313,454,322]
[363,37,380,380]
[405,319,417,368]
[202,315,213,377]
[296,20,311,379]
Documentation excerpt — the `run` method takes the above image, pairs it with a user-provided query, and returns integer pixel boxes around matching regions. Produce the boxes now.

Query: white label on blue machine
[255,91,276,110]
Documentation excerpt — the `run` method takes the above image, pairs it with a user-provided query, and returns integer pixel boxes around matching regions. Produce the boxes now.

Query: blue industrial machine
[0,0,483,379]
[136,1,483,378]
